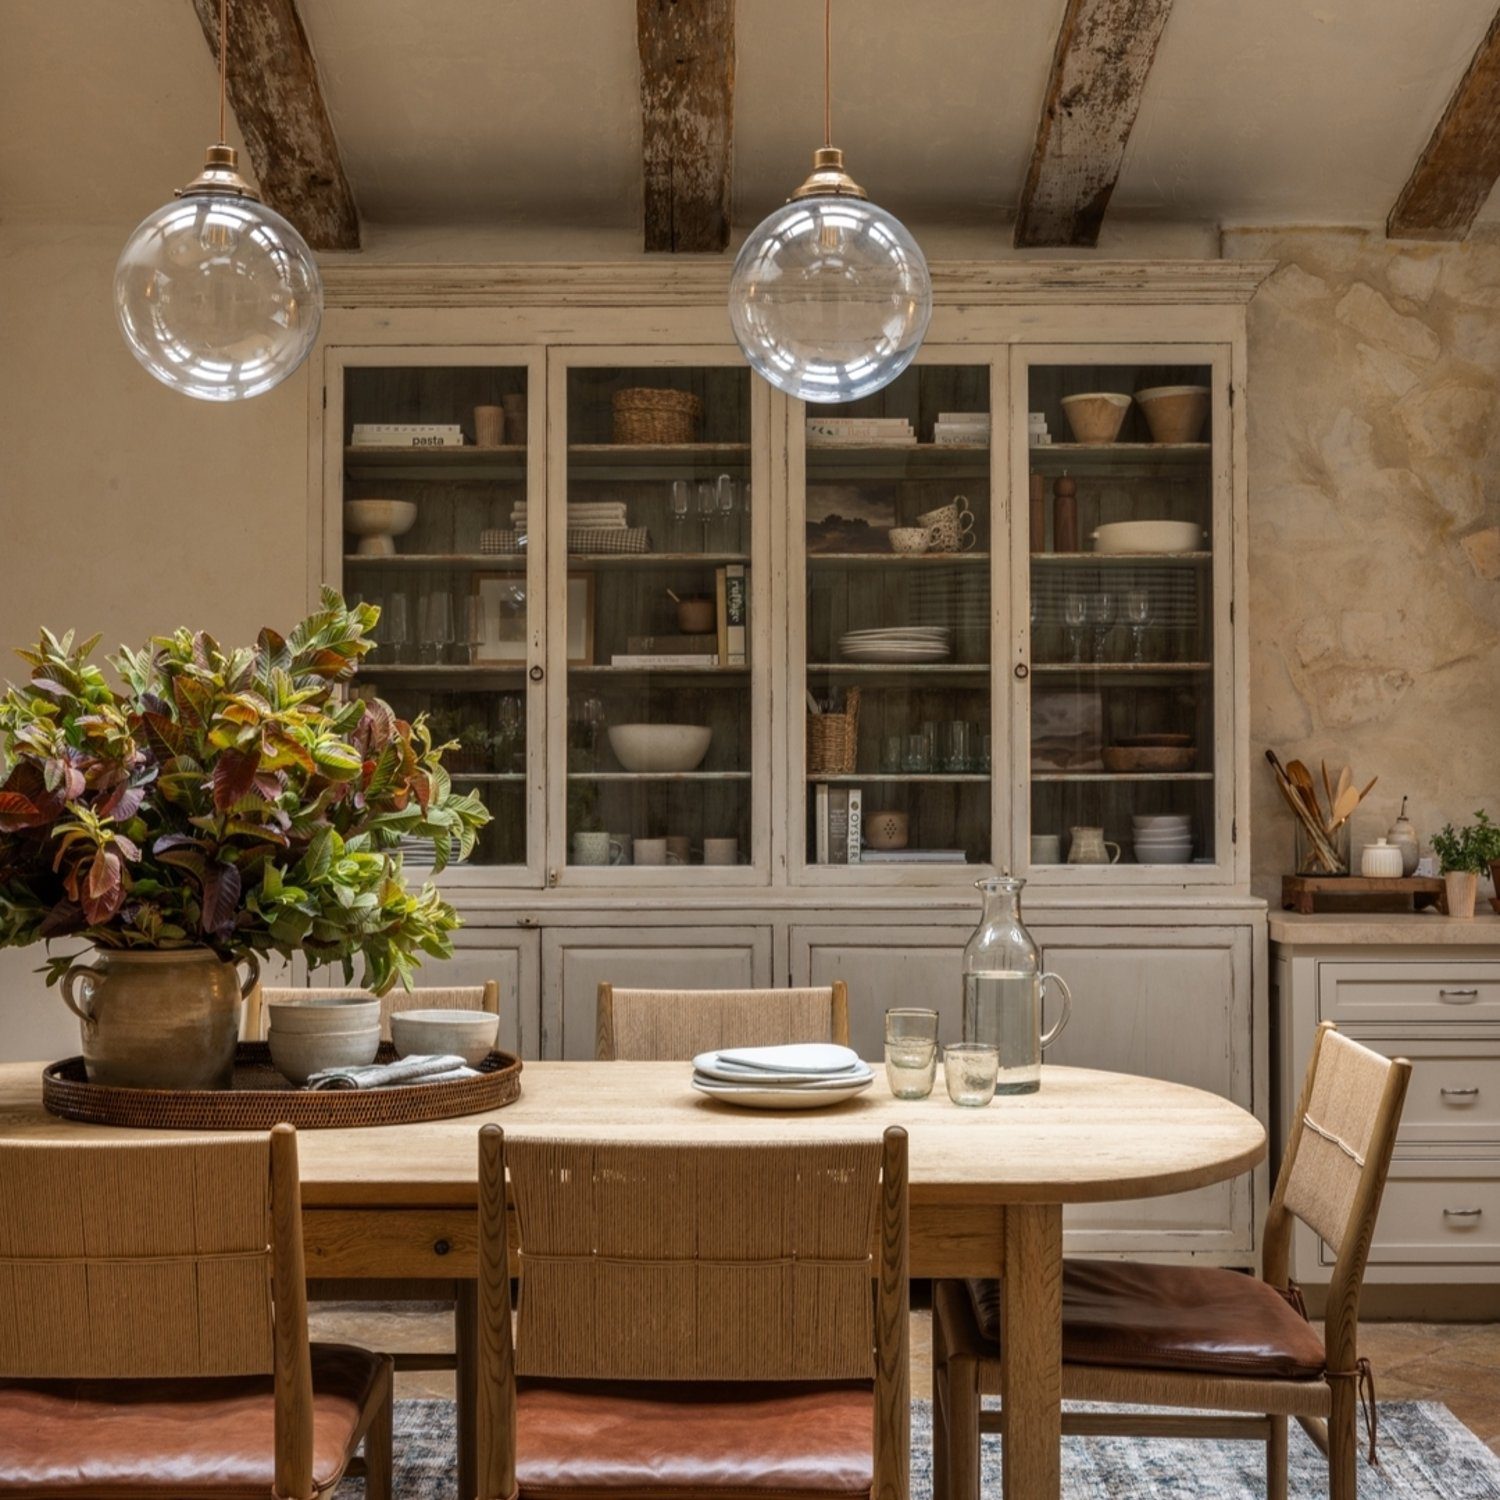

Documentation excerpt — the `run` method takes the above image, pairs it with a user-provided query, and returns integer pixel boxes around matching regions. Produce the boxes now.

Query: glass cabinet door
[552,357,760,881]
[795,359,997,878]
[336,355,542,882]
[1019,351,1228,879]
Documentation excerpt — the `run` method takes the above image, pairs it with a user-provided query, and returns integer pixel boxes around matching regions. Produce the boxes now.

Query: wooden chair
[596,980,850,1059]
[475,1126,909,1500]
[244,977,500,1042]
[0,1125,392,1500]
[931,1021,1410,1500]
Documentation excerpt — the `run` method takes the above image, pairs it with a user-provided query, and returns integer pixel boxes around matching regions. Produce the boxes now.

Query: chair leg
[364,1366,394,1500]
[1267,1414,1288,1500]
[932,1302,951,1500]
[942,1353,982,1500]
[1329,1381,1358,1500]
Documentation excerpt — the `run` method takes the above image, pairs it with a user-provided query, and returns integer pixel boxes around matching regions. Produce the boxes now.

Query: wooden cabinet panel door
[1034,926,1254,1260]
[544,926,773,1059]
[790,924,974,1062]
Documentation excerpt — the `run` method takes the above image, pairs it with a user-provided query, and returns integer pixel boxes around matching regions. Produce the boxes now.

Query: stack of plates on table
[1132,813,1193,865]
[838,627,952,663]
[692,1044,874,1109]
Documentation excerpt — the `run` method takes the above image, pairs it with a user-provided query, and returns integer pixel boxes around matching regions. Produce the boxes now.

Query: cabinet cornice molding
[320,259,1276,310]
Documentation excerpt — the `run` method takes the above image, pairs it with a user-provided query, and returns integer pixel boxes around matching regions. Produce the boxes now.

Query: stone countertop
[1269,911,1500,947]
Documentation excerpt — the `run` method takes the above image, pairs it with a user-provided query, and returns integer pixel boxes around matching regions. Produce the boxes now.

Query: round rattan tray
[42,1043,522,1130]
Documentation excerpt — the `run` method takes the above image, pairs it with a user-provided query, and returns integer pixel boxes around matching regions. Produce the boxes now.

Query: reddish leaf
[199,862,242,939]
[82,849,125,926]
[211,748,261,812]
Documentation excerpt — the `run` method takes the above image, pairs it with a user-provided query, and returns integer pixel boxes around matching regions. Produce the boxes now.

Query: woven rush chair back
[247,979,499,1042]
[596,981,850,1060]
[0,1130,302,1381]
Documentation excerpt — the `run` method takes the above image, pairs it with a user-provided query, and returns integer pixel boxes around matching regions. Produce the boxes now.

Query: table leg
[456,1280,478,1500]
[999,1203,1063,1500]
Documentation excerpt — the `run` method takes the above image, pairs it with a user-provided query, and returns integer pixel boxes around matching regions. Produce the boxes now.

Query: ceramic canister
[1360,838,1405,879]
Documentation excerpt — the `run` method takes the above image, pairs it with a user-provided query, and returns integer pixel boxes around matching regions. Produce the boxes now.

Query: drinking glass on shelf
[943,721,973,773]
[497,694,525,773]
[461,593,483,666]
[980,733,993,773]
[885,1009,939,1100]
[1062,590,1088,663]
[1124,588,1152,663]
[715,473,739,552]
[418,586,454,665]
[697,480,716,552]
[1086,589,1116,663]
[382,588,412,664]
[570,693,605,770]
[903,734,931,773]
[880,734,905,773]
[668,480,692,551]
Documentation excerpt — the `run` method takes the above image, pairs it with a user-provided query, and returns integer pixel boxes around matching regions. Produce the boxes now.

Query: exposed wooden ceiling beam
[1014,0,1174,249]
[637,0,735,254]
[1387,8,1500,240]
[190,0,359,251]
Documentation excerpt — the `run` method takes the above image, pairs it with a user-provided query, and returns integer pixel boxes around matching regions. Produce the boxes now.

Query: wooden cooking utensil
[1336,765,1351,806]
[1321,759,1334,815]
[1287,760,1323,824]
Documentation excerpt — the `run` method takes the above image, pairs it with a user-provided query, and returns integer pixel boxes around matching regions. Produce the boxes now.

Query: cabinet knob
[1014,663,1030,680]
[529,665,544,682]
[433,1238,452,1256]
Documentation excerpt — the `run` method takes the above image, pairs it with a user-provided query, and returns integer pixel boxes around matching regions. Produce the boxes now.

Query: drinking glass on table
[944,1042,1000,1107]
[885,1009,939,1099]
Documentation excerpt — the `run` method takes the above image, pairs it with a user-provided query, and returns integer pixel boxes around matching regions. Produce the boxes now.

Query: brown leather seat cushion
[962,1261,1327,1380]
[0,1343,383,1498]
[516,1379,876,1500]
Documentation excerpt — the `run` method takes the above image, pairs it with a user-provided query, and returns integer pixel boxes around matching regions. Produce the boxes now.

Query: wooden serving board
[1281,875,1447,914]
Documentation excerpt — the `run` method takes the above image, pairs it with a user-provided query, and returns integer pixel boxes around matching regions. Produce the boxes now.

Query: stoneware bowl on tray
[41,1043,522,1129]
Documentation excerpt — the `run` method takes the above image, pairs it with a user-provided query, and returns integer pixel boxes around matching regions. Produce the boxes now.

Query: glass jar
[1295,819,1350,876]
[961,876,1072,1094]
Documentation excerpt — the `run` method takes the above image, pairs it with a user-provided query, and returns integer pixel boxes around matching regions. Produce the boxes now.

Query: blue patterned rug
[336,1398,1500,1497]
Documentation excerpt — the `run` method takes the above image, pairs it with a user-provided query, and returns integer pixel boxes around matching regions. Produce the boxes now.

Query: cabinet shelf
[806,443,990,479]
[806,773,990,783]
[808,552,990,566]
[809,663,989,674]
[1029,443,1210,476]
[1033,771,1214,783]
[345,442,751,481]
[346,552,749,570]
[1031,662,1211,675]
[568,771,751,782]
[359,663,523,680]
[1031,551,1211,566]
[575,664,749,679]
[448,772,525,782]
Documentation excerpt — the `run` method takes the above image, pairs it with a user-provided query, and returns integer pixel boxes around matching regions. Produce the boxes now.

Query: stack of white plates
[1132,814,1193,865]
[838,627,952,664]
[692,1044,874,1109]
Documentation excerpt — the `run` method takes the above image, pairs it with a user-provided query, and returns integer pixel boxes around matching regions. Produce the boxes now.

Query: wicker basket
[807,689,861,776]
[612,387,703,445]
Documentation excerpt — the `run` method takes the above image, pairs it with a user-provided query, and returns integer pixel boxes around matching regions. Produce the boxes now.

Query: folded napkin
[707,1043,866,1075]
[305,1054,477,1091]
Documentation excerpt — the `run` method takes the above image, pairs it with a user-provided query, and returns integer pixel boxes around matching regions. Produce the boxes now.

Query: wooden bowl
[1115,733,1193,748]
[1103,745,1199,773]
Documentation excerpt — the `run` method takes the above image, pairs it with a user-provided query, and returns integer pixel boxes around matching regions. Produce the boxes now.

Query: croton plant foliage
[0,590,490,994]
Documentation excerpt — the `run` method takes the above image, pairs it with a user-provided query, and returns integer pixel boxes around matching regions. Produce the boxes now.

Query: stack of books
[1028,412,1053,447]
[351,423,465,448]
[812,785,863,864]
[806,417,914,447]
[933,412,990,446]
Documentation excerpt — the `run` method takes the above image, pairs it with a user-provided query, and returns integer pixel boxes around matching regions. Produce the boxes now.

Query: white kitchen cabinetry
[1273,913,1500,1284]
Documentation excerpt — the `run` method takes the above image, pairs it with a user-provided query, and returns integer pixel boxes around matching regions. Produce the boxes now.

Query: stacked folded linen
[305,1054,477,1090]
[510,502,628,530]
[691,1043,875,1108]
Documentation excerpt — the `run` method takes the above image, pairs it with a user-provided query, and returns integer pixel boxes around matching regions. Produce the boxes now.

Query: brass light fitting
[177,143,257,201]
[789,146,868,202]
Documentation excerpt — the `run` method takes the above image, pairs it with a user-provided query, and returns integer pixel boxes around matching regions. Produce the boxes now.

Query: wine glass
[383,588,411,664]
[1086,589,1116,662]
[715,473,739,551]
[696,480,716,553]
[497,695,525,773]
[418,586,454,665]
[1124,588,1152,663]
[668,480,691,551]
[1062,591,1088,664]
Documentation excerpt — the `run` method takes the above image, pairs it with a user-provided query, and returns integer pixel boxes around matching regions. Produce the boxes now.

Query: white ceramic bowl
[268,1025,381,1085]
[607,723,712,773]
[266,996,382,1032]
[390,1009,499,1066]
[1092,520,1204,555]
[344,499,418,557]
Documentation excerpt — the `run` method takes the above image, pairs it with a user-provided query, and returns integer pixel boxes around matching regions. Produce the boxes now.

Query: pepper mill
[1053,474,1079,553]
[1029,473,1046,552]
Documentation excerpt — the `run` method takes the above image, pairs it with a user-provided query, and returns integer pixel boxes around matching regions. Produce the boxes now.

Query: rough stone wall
[1226,228,1500,897]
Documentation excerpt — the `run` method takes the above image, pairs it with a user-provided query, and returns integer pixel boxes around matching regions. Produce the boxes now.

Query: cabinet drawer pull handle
[1439,988,1480,1003]
[1441,1086,1481,1098]
[1443,1207,1483,1219]
[433,1238,452,1256]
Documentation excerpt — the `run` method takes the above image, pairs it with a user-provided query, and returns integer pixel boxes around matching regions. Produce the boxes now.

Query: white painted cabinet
[543,925,774,1059]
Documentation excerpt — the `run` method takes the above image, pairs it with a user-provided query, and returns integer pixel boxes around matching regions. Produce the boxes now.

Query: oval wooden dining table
[0,1059,1265,1500]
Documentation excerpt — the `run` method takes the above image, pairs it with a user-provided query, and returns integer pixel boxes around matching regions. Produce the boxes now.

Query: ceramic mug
[1030,833,1062,864]
[1068,826,1121,865]
[703,837,739,866]
[634,837,668,866]
[473,405,505,447]
[917,496,976,553]
[665,834,691,866]
[572,831,623,866]
[888,527,931,554]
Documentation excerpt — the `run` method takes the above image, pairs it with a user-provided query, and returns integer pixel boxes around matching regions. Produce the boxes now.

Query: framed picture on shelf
[473,571,594,666]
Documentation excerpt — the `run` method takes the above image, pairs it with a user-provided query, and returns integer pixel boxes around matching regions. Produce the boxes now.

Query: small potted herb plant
[0,591,490,1088]
[1432,811,1500,919]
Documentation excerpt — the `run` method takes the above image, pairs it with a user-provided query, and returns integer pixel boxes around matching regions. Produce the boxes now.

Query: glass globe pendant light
[729,0,931,403]
[113,0,322,401]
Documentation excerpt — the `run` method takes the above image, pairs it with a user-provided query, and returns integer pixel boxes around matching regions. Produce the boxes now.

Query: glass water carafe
[961,876,1072,1094]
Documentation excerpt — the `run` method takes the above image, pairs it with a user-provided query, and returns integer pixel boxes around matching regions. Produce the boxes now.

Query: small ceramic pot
[703,837,738,865]
[269,1025,381,1086]
[633,837,668,866]
[473,405,505,447]
[1360,838,1405,879]
[865,811,909,851]
[676,597,715,633]
[1446,870,1479,919]
[390,1009,499,1066]
[888,528,931,554]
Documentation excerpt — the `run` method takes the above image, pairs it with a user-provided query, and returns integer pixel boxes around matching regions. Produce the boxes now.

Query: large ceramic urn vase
[60,948,259,1089]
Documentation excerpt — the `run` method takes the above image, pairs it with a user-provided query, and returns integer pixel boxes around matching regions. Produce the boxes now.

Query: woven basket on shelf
[807,689,860,776]
[612,387,703,445]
